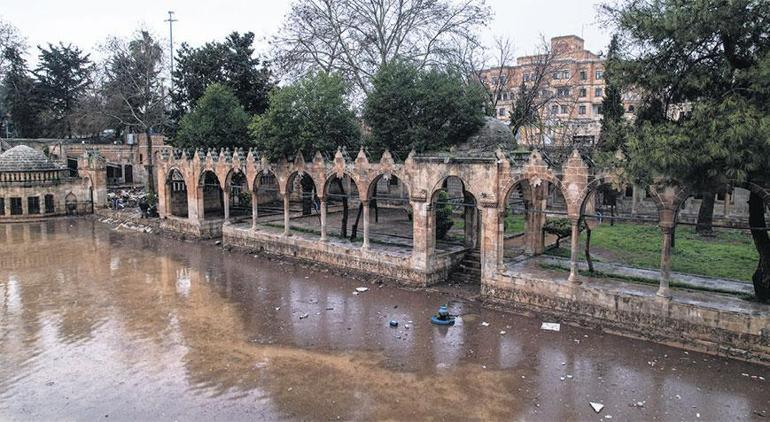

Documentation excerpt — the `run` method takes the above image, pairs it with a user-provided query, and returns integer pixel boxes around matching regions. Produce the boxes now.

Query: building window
[10,197,22,215]
[498,108,506,117]
[560,105,569,114]
[28,196,40,214]
[523,73,530,82]
[625,186,634,198]
[557,87,570,97]
[551,105,559,114]
[578,105,586,115]
[596,105,604,114]
[45,194,55,213]
[552,72,560,80]
[579,88,587,97]
[0,198,4,215]
[627,105,635,113]
[596,70,604,79]
[561,70,569,79]
[595,87,603,97]
[579,70,587,80]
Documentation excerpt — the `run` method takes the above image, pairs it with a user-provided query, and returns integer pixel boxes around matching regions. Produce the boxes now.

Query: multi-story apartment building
[480,35,639,146]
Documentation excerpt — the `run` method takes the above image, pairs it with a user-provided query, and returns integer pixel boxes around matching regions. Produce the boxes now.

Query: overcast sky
[2,0,612,65]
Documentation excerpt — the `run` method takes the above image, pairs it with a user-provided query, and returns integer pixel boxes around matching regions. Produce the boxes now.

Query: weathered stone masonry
[156,146,770,364]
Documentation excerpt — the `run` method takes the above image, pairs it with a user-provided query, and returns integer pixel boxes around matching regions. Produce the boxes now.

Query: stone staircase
[449,248,481,284]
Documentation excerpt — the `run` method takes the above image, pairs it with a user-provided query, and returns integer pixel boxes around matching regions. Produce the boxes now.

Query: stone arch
[225,168,250,219]
[430,175,480,249]
[65,192,78,215]
[577,174,625,217]
[285,170,321,197]
[199,169,224,219]
[323,170,366,200]
[165,168,189,218]
[366,171,412,202]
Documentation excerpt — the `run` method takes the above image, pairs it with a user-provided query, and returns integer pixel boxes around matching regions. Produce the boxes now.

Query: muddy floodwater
[1,219,768,421]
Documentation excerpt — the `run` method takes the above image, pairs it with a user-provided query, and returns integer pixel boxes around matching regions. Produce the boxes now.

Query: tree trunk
[585,224,594,273]
[696,189,716,236]
[335,178,348,238]
[350,202,364,240]
[749,192,770,302]
[144,128,155,193]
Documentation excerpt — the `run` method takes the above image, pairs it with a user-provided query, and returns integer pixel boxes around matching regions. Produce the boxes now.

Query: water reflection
[0,220,768,420]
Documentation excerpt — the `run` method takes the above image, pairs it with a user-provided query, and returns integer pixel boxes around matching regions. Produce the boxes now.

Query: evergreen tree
[172,32,273,117]
[604,0,770,300]
[1,46,41,137]
[34,42,93,137]
[598,34,626,152]
[363,61,487,159]
[175,83,251,149]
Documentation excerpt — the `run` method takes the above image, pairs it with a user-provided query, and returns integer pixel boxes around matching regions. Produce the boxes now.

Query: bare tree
[271,0,492,95]
[508,37,582,149]
[101,30,168,193]
[453,36,514,110]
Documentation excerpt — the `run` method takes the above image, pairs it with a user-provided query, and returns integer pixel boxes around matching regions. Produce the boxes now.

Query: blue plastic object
[431,315,455,325]
[389,320,398,327]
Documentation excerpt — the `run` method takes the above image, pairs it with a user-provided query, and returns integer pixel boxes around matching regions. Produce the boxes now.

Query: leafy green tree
[172,32,273,117]
[249,71,360,160]
[1,46,42,137]
[175,83,251,149]
[603,0,770,300]
[34,42,93,137]
[363,60,487,159]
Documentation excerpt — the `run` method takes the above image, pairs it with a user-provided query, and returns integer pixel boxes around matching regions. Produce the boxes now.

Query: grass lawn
[546,222,758,282]
[504,214,525,234]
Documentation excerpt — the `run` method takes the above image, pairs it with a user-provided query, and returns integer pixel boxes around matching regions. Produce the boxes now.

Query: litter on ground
[590,402,605,413]
[541,322,561,331]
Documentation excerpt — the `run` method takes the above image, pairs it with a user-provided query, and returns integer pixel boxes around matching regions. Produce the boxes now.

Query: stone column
[320,198,328,241]
[251,190,258,230]
[362,200,370,249]
[567,217,581,284]
[479,205,501,281]
[283,193,290,236]
[525,183,547,255]
[223,189,230,223]
[411,200,433,271]
[657,223,674,299]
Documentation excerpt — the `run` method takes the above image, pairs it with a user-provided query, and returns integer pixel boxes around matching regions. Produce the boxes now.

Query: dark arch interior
[167,169,188,218]
[200,171,223,219]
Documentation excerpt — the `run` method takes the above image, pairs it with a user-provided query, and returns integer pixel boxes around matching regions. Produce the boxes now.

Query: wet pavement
[0,219,768,421]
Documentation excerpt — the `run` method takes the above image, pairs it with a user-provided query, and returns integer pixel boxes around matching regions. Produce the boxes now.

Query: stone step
[461,259,481,269]
[458,264,481,276]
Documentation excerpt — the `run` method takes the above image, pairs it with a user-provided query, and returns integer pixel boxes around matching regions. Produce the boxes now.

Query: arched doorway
[227,170,250,222]
[431,176,480,285]
[166,169,188,218]
[199,171,223,219]
[252,170,282,225]
[366,174,413,250]
[324,173,360,240]
[284,172,319,236]
[65,192,78,215]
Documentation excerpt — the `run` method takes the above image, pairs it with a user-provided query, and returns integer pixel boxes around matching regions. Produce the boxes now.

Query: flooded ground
[1,219,768,421]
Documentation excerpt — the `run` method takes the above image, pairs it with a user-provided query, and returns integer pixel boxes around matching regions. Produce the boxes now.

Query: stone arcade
[154,133,770,363]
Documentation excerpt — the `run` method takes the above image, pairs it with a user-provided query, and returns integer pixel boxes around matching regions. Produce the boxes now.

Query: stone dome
[454,117,515,157]
[0,145,63,172]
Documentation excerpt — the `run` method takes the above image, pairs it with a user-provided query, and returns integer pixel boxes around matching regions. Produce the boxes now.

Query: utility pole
[165,11,177,92]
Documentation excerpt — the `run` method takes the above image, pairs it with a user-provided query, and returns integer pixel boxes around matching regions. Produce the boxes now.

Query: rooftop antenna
[165,11,178,93]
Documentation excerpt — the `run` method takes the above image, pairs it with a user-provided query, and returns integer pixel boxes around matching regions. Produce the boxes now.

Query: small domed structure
[0,145,64,172]
[0,144,97,220]
[453,117,515,158]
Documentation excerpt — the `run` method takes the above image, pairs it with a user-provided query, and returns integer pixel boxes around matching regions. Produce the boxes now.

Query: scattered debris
[499,330,507,335]
[299,313,309,320]
[325,307,334,311]
[389,320,398,327]
[560,377,565,381]
[635,401,646,408]
[275,307,280,311]
[605,415,613,419]
[590,402,605,413]
[566,375,573,379]
[355,287,369,292]
[541,322,560,331]
[481,322,490,327]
